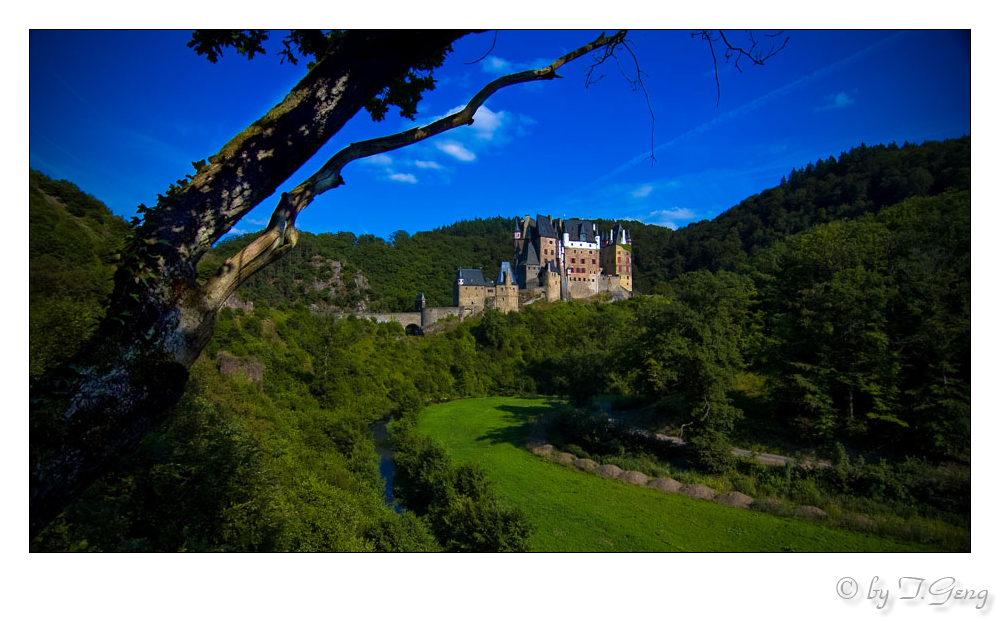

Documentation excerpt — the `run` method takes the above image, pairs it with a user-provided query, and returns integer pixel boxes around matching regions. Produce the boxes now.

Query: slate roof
[521,238,540,265]
[456,268,493,287]
[536,214,558,238]
[606,223,629,245]
[563,219,597,242]
[497,261,514,285]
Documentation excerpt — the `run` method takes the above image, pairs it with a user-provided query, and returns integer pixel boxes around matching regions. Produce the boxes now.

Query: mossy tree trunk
[29,31,467,537]
[30,28,634,539]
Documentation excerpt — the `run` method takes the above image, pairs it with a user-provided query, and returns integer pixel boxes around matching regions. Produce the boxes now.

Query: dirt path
[644,430,831,469]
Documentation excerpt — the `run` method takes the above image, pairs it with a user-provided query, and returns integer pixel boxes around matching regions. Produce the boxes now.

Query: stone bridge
[348,306,472,330]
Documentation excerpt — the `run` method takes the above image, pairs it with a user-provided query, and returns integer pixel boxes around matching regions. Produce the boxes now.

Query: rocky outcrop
[217,352,265,384]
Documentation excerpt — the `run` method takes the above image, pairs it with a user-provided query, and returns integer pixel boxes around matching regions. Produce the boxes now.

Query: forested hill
[202,137,969,307]
[29,170,130,376]
[608,137,970,292]
[201,217,515,312]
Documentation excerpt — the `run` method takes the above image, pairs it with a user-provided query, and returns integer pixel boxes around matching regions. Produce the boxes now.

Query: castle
[453,215,633,314]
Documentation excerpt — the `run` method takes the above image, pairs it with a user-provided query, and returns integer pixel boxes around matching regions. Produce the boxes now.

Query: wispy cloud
[388,172,418,183]
[414,160,443,170]
[816,91,856,111]
[482,56,513,74]
[631,184,654,198]
[643,208,698,229]
[549,31,906,207]
[362,153,393,166]
[478,55,551,75]
[436,140,477,162]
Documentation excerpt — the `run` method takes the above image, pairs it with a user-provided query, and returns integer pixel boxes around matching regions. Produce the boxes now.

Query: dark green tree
[29,30,633,536]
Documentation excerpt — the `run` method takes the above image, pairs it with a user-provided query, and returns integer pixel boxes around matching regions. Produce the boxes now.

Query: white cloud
[436,140,477,162]
[388,172,418,183]
[479,55,552,75]
[414,160,443,170]
[442,105,511,143]
[643,208,699,229]
[482,56,513,74]
[631,185,654,199]
[470,107,507,141]
[363,153,393,166]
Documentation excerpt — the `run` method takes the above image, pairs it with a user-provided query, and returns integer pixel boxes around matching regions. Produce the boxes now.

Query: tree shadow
[474,398,562,448]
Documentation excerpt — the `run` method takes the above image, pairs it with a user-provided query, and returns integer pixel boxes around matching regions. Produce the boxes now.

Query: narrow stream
[371,419,401,513]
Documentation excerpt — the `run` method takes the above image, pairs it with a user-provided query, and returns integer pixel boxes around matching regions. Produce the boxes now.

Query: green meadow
[416,397,939,552]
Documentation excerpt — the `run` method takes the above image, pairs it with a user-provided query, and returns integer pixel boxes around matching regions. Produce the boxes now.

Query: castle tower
[495,261,519,314]
[600,223,633,294]
[539,260,561,302]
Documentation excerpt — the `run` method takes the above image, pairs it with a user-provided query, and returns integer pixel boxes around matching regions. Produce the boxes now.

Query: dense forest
[29,136,971,551]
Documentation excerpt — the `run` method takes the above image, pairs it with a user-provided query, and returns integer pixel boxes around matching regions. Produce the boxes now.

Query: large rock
[595,464,624,479]
[572,458,598,472]
[529,443,555,456]
[618,470,649,486]
[680,484,716,500]
[647,477,683,493]
[553,452,576,465]
[714,491,754,509]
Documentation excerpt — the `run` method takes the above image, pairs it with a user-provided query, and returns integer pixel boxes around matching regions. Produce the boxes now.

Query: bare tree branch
[465,30,499,64]
[695,30,789,106]
[203,30,629,305]
[584,34,657,162]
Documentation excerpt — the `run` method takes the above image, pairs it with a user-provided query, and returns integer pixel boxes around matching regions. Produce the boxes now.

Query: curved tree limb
[202,30,628,309]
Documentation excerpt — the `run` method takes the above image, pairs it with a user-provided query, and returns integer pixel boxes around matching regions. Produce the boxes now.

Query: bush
[392,428,534,552]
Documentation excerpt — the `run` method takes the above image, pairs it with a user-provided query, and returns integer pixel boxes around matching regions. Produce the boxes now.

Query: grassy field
[416,397,940,552]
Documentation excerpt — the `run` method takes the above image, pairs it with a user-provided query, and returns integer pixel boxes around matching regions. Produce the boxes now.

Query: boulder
[572,458,598,472]
[595,464,624,479]
[647,477,683,493]
[553,452,576,465]
[529,443,555,456]
[680,484,716,500]
[618,470,649,486]
[714,491,754,509]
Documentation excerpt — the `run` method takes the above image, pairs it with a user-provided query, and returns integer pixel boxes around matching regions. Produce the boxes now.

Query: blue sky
[30,30,971,240]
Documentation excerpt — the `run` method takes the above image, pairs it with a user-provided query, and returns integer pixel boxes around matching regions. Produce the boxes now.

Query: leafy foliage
[29,171,130,376]
[617,137,970,292]
[201,216,515,310]
[30,137,970,551]
[391,421,534,552]
[187,29,453,122]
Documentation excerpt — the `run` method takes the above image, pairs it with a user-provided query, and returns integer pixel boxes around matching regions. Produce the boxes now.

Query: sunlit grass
[417,397,940,552]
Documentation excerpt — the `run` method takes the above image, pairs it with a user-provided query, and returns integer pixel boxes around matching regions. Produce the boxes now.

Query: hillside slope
[29,170,130,376]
